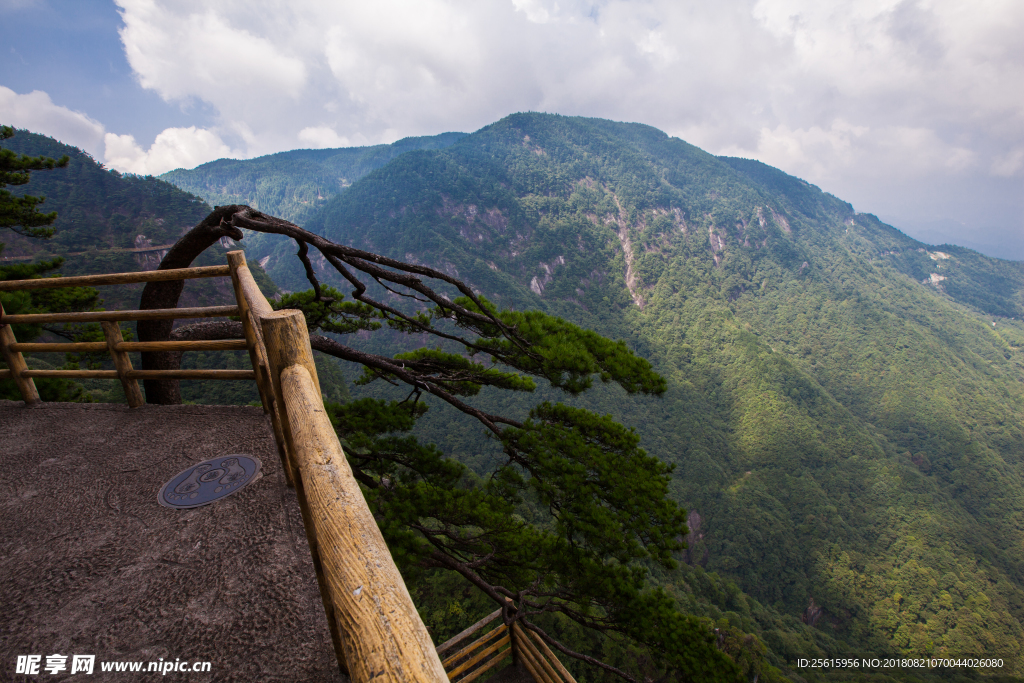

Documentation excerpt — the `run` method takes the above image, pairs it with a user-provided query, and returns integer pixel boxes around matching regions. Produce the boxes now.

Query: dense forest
[169,114,1024,678]
[6,117,1024,680]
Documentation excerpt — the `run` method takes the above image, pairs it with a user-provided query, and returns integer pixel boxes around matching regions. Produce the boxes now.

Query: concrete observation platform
[1,400,345,682]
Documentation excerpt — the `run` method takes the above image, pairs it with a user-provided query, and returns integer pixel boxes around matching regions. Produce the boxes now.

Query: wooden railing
[1,251,578,683]
[0,263,253,406]
[436,606,578,683]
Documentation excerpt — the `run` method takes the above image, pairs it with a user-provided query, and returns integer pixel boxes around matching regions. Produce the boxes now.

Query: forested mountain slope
[159,132,465,288]
[1,130,209,260]
[259,113,1024,671]
[160,132,466,225]
[0,131,336,406]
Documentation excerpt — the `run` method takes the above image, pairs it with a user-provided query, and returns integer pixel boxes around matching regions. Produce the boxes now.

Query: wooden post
[101,321,145,407]
[0,302,40,404]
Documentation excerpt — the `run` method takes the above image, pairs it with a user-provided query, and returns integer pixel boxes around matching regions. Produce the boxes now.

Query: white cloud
[297,126,351,149]
[104,126,240,175]
[0,86,106,158]
[28,0,1010,237]
[117,0,307,105]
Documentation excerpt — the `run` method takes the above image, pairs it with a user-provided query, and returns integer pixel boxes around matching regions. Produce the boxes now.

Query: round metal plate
[159,454,262,509]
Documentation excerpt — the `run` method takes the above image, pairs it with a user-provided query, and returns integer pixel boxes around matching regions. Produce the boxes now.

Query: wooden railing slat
[9,340,248,353]
[0,264,230,291]
[446,633,510,680]
[1,305,239,325]
[21,370,119,378]
[436,608,503,656]
[18,369,254,380]
[513,624,558,683]
[525,627,577,683]
[441,623,506,668]
[10,342,109,353]
[0,369,10,380]
[118,340,249,352]
[453,648,512,683]
[125,369,255,380]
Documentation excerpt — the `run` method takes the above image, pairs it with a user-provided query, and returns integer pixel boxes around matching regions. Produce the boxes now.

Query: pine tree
[1,126,102,402]
[0,125,69,242]
[146,206,746,682]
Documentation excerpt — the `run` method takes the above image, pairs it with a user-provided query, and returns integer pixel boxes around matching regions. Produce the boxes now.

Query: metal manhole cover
[159,454,263,509]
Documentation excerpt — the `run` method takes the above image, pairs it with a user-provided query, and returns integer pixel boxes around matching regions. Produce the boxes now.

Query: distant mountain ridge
[160,131,467,225]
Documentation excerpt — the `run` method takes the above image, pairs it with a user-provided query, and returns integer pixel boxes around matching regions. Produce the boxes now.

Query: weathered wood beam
[9,340,248,353]
[19,369,254,380]
[267,309,446,682]
[1,305,239,324]
[0,265,230,291]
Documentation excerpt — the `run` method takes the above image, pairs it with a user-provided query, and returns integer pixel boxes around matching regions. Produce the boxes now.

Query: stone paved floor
[1,400,345,682]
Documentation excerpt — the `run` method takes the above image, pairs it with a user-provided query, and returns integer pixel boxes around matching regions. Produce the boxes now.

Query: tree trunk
[137,206,244,404]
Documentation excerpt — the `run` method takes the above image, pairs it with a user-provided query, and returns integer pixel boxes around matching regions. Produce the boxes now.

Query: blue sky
[1,0,1022,259]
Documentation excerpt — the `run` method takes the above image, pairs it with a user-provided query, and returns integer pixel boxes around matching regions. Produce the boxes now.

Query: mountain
[171,113,1024,673]
[160,131,466,229]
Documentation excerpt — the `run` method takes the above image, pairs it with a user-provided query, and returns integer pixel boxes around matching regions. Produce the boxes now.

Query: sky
[1,0,1022,259]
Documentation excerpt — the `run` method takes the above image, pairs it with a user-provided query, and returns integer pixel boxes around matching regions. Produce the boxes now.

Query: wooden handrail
[0,264,230,291]
[2,304,239,324]
[9,340,249,353]
[263,310,448,683]
[18,369,255,380]
[0,260,248,405]
[226,251,292,485]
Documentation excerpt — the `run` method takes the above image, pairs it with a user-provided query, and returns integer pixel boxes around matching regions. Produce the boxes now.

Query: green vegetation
[237,113,1022,678]
[1,126,105,401]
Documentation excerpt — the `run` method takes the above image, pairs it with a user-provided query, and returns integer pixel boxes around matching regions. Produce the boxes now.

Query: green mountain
[159,132,466,224]
[159,132,465,289]
[203,113,1024,674]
